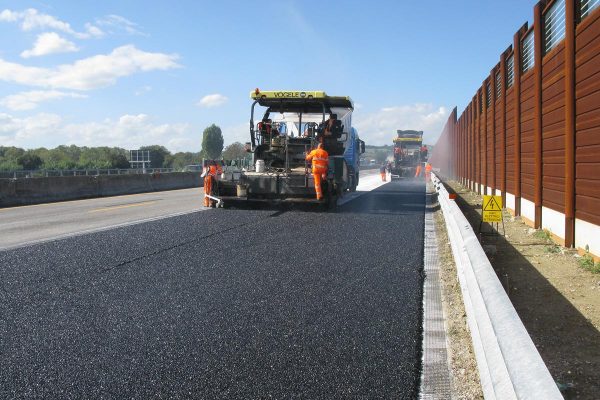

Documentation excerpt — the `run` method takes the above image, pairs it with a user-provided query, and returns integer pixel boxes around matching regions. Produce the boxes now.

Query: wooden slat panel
[576,12,600,224]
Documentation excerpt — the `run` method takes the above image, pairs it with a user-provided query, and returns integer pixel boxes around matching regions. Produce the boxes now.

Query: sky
[0,0,538,152]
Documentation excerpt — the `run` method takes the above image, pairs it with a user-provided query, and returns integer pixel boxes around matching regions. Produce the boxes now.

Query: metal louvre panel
[506,55,515,88]
[522,31,535,72]
[495,71,502,100]
[581,0,600,19]
[486,83,492,107]
[544,0,566,54]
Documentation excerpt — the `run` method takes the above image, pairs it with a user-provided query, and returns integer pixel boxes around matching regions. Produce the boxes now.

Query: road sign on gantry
[482,195,503,222]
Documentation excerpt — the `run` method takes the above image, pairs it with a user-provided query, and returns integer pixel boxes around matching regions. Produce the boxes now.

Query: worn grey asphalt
[0,179,426,399]
[0,187,205,250]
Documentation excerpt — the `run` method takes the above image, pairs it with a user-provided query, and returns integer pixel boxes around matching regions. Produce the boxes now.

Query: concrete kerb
[0,172,203,207]
[431,173,562,400]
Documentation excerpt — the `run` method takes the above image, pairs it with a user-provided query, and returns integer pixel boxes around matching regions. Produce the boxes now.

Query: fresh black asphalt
[0,180,426,399]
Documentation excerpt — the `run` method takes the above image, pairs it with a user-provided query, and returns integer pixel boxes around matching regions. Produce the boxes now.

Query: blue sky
[0,0,537,151]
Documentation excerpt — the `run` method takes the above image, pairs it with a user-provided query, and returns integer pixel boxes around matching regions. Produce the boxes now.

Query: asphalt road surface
[0,179,426,399]
[0,187,206,250]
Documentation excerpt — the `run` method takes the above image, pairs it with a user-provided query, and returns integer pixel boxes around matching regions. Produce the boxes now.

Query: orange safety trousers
[312,165,327,200]
[313,171,325,200]
[203,175,214,207]
[414,165,422,178]
[381,172,386,181]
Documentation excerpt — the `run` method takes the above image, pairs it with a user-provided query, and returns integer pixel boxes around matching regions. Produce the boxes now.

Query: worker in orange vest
[380,164,387,182]
[425,162,432,182]
[203,160,220,207]
[306,143,329,200]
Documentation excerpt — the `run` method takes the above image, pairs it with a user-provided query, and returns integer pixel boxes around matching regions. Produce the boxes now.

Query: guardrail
[432,172,562,400]
[0,168,177,179]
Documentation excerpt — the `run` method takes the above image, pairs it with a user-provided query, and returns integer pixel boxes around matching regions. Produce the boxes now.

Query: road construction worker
[425,162,432,182]
[414,163,422,179]
[203,161,219,207]
[305,143,329,200]
[380,165,387,182]
[258,118,272,135]
[420,145,428,161]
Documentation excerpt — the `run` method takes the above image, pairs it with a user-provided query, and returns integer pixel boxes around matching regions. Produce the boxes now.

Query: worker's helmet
[317,143,324,149]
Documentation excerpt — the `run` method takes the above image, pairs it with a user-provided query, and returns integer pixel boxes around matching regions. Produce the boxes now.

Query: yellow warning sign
[482,195,503,222]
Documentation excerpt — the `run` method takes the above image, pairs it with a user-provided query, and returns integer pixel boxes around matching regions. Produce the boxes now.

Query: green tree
[0,160,20,171]
[168,152,201,170]
[1,146,25,162]
[139,145,172,168]
[222,142,246,161]
[17,152,43,170]
[109,153,130,168]
[200,124,224,159]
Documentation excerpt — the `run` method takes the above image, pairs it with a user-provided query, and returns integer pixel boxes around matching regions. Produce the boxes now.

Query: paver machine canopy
[249,90,354,169]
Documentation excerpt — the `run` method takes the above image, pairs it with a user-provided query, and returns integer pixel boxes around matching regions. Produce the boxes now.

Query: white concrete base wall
[486,186,493,195]
[575,218,600,257]
[506,192,515,211]
[541,207,565,240]
[521,198,536,223]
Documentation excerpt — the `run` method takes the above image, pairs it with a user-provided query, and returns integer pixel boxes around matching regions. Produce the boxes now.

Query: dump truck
[390,130,427,179]
[215,90,365,208]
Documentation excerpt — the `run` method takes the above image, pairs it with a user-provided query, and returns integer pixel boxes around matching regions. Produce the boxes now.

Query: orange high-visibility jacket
[306,148,329,173]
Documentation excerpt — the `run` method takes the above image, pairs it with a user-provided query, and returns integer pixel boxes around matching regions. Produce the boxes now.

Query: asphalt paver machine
[216,90,365,208]
[390,130,426,179]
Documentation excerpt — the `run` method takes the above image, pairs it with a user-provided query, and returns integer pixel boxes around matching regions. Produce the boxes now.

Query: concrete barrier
[0,172,203,207]
[432,173,562,400]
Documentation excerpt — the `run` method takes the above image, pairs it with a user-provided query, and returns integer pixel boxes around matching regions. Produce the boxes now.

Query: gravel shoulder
[445,180,600,400]
[433,207,484,399]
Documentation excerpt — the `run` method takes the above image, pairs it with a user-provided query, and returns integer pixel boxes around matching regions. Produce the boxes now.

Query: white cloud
[83,23,104,38]
[0,90,87,111]
[197,94,228,108]
[21,32,79,58]
[0,45,180,90]
[0,8,103,39]
[134,85,152,96]
[0,112,63,144]
[353,103,449,146]
[222,122,250,144]
[0,112,194,151]
[96,14,145,36]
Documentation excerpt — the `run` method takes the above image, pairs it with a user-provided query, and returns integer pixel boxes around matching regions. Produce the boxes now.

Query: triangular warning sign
[483,197,502,211]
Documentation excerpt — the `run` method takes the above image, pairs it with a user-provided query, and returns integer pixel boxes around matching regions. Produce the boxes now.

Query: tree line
[0,124,248,171]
